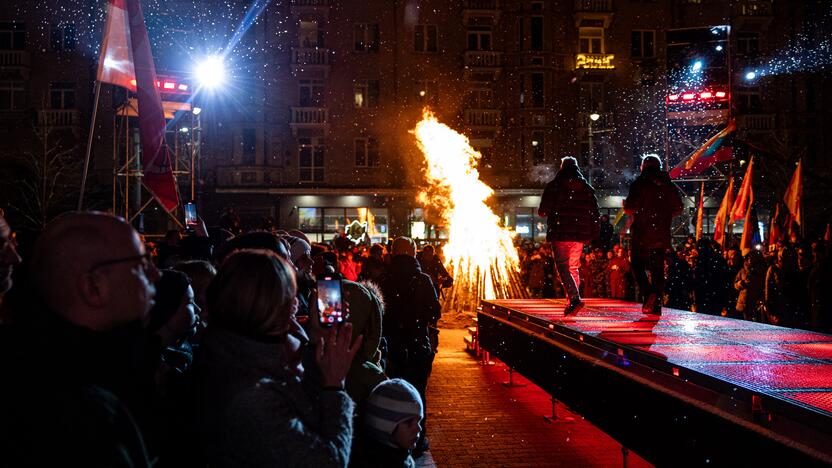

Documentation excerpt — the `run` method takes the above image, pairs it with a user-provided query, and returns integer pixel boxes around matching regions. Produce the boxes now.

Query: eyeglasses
[88,252,154,273]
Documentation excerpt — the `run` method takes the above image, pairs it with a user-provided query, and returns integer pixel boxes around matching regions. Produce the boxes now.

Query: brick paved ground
[416,328,652,468]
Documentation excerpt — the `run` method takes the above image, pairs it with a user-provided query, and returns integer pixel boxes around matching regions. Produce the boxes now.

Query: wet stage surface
[482,298,832,416]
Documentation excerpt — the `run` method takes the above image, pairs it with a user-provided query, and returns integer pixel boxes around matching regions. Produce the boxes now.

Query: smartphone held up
[184,201,199,229]
[316,276,344,327]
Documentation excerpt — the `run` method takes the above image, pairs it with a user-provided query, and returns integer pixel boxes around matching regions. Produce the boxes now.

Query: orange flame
[412,110,521,301]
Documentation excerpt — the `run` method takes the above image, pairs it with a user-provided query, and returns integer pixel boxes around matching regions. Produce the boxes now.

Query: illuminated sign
[575,53,615,70]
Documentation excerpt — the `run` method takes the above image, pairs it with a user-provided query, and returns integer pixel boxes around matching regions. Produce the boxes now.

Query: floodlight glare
[589,113,600,121]
[715,45,723,51]
[192,107,202,115]
[745,71,757,81]
[691,60,703,72]
[195,56,226,89]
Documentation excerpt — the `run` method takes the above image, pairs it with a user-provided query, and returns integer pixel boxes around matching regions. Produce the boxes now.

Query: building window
[242,128,256,165]
[465,88,494,108]
[579,27,604,54]
[50,23,76,51]
[530,16,543,51]
[737,86,761,113]
[531,131,545,165]
[631,30,655,58]
[467,29,492,51]
[49,82,75,109]
[736,32,759,56]
[299,138,325,183]
[354,80,379,108]
[0,22,26,50]
[414,24,438,53]
[579,82,604,113]
[0,81,25,110]
[415,80,438,105]
[299,20,322,47]
[299,207,323,232]
[299,80,325,107]
[354,23,379,52]
[241,172,257,184]
[354,137,380,167]
[530,72,544,108]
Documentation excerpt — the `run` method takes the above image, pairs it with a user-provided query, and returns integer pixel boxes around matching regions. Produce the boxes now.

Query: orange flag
[731,157,754,222]
[695,181,705,241]
[783,160,803,226]
[713,177,734,247]
[769,203,782,245]
[96,0,136,89]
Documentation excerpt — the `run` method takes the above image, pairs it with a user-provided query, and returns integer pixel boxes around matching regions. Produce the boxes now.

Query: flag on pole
[713,177,734,247]
[125,0,179,212]
[783,160,803,226]
[612,207,625,226]
[669,120,736,179]
[731,157,754,222]
[695,181,705,241]
[97,0,136,89]
[741,206,760,253]
[769,203,783,245]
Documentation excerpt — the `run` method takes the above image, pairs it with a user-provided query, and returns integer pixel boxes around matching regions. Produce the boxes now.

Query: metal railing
[734,0,773,16]
[464,0,499,9]
[465,109,501,126]
[292,48,330,66]
[0,50,30,67]
[574,0,613,12]
[291,107,328,124]
[738,113,775,130]
[38,109,79,127]
[465,51,502,67]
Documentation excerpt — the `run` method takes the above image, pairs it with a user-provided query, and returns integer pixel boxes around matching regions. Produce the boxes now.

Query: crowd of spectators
[0,210,445,468]
[517,230,832,333]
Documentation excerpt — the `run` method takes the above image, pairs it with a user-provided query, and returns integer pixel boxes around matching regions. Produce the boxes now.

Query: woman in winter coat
[195,249,362,468]
[734,250,767,321]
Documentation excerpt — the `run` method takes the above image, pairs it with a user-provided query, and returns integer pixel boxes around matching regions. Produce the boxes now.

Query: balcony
[733,0,773,30]
[37,109,79,129]
[291,47,331,78]
[290,0,329,19]
[463,0,500,25]
[575,53,615,70]
[465,109,501,128]
[738,113,775,132]
[290,107,328,136]
[574,0,613,28]
[464,51,503,80]
[216,166,288,187]
[0,50,31,79]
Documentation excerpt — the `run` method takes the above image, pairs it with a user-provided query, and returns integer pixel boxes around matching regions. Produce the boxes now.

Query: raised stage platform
[478,298,832,466]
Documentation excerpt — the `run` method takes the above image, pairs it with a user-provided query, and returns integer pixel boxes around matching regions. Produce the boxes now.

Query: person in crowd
[379,237,440,457]
[596,214,615,252]
[0,214,21,312]
[195,249,361,467]
[580,250,593,298]
[809,242,832,332]
[417,244,453,298]
[539,243,560,298]
[354,378,424,468]
[525,248,546,297]
[340,250,361,281]
[725,248,744,317]
[765,246,799,326]
[734,249,767,322]
[173,260,216,323]
[145,270,200,367]
[156,229,183,268]
[359,243,388,283]
[589,248,608,298]
[693,239,730,315]
[0,211,157,467]
[664,249,693,311]
[538,156,600,315]
[285,235,316,318]
[607,248,631,300]
[624,155,684,315]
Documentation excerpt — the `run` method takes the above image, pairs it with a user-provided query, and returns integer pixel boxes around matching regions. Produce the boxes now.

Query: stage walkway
[477,298,832,466]
[418,328,651,468]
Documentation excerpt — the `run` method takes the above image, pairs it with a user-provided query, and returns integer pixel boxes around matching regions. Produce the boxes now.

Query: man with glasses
[0,212,157,467]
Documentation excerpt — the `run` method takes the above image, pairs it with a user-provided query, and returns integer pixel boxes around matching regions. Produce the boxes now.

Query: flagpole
[78,80,103,211]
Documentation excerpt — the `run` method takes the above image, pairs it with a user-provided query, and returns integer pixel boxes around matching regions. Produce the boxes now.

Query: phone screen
[184,202,198,226]
[316,277,344,326]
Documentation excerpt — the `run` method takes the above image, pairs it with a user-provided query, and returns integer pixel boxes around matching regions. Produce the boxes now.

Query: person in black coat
[538,156,600,315]
[624,155,684,315]
[379,237,440,456]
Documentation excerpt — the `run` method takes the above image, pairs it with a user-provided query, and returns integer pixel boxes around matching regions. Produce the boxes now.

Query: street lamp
[588,113,600,186]
[194,56,226,89]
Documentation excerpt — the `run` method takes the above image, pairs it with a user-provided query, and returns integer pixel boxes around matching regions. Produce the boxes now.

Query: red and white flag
[97,0,136,89]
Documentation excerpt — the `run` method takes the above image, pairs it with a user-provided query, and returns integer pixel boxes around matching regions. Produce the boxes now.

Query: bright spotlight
[195,56,226,89]
[691,60,703,72]
[745,71,757,81]
[179,127,190,133]
[192,107,202,115]
[589,113,600,121]
[715,45,723,52]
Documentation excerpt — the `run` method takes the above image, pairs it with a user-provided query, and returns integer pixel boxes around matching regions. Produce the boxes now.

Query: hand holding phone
[184,202,198,229]
[316,276,344,327]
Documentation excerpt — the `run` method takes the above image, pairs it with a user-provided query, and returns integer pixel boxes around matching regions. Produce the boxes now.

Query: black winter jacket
[624,168,684,250]
[379,255,440,351]
[538,167,600,243]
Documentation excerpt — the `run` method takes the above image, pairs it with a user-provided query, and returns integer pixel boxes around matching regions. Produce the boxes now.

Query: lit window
[354,23,379,52]
[579,27,604,54]
[354,80,379,108]
[414,24,438,53]
[354,137,380,167]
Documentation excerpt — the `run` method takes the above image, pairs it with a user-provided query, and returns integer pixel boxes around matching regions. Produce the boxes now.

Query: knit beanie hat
[365,378,424,448]
[285,236,311,265]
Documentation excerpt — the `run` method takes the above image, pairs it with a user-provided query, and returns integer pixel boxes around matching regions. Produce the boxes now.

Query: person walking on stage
[624,155,684,315]
[538,156,600,315]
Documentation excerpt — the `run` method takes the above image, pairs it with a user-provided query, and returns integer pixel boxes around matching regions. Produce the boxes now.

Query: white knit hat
[364,378,424,447]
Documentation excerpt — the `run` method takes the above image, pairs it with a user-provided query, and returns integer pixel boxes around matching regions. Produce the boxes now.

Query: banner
[670,120,736,179]
[783,160,803,226]
[97,0,135,89]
